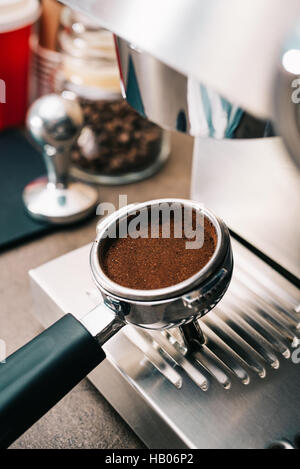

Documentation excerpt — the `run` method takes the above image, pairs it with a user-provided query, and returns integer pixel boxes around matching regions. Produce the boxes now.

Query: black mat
[0,129,52,250]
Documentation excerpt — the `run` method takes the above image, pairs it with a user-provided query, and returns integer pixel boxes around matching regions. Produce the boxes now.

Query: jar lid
[0,0,40,33]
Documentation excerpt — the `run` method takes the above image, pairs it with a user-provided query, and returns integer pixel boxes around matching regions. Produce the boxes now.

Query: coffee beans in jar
[57,8,169,185]
[71,98,169,184]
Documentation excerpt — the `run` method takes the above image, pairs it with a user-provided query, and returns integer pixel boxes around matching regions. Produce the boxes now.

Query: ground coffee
[72,99,163,175]
[101,212,217,290]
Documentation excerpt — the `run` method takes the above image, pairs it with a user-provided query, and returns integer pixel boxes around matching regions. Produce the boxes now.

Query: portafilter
[0,199,232,448]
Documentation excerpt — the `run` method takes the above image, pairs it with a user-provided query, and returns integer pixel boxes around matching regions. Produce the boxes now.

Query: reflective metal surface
[274,20,300,169]
[23,93,99,224]
[81,303,124,347]
[267,440,296,450]
[30,239,300,449]
[191,137,300,280]
[58,0,300,167]
[90,199,233,333]
[115,37,269,138]
[23,178,99,224]
[60,0,300,119]
[27,93,83,188]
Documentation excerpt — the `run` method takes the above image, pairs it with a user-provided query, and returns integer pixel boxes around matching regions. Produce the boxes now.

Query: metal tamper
[23,92,99,224]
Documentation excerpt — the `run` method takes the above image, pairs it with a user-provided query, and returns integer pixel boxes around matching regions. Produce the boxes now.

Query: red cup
[0,0,40,130]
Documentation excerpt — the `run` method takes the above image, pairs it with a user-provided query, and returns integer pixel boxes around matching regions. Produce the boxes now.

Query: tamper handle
[43,144,71,189]
[24,94,99,224]
[27,92,84,189]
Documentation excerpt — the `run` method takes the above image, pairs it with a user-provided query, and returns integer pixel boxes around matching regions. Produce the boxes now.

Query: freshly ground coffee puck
[72,99,164,176]
[101,213,217,290]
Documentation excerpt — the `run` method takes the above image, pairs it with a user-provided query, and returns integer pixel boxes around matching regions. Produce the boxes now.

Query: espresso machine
[29,0,300,449]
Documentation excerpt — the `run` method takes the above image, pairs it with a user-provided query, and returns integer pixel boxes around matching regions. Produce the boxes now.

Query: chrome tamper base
[23,178,99,224]
[23,93,99,224]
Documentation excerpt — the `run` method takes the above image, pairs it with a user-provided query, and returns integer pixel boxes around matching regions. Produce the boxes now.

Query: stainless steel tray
[29,239,300,449]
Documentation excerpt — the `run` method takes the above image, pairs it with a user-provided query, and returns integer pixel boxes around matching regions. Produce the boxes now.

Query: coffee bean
[71,98,163,176]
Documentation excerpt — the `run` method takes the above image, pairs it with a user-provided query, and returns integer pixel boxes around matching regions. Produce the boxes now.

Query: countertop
[0,132,194,449]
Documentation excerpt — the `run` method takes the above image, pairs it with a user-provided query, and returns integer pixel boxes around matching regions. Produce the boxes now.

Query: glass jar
[56,8,170,185]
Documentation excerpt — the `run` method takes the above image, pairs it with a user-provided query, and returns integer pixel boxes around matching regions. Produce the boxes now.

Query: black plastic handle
[0,314,105,448]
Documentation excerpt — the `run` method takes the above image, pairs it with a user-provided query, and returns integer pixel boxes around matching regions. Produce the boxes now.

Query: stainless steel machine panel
[30,240,300,449]
[192,137,300,280]
[60,0,300,119]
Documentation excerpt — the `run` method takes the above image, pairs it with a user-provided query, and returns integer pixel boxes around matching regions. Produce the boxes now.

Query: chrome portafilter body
[0,199,232,447]
[90,199,233,347]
